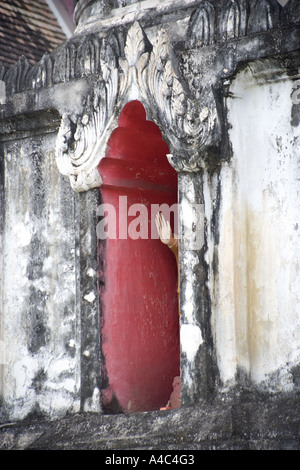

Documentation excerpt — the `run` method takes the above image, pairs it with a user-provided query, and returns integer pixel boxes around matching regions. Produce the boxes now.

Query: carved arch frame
[52,1,300,405]
[55,21,218,192]
[0,0,299,415]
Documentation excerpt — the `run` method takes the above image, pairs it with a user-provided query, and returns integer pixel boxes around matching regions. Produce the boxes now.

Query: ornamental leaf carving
[55,22,219,190]
[124,21,149,67]
[55,51,119,192]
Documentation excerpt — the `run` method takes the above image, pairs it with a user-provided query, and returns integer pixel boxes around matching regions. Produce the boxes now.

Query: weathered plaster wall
[0,2,299,449]
[0,125,81,421]
[209,63,300,391]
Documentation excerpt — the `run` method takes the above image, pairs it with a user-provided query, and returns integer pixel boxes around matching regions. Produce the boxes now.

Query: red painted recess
[98,100,180,413]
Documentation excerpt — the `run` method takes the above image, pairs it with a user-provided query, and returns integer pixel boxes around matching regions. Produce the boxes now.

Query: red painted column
[98,101,180,413]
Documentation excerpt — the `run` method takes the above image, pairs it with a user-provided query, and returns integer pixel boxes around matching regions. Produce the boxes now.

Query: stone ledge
[1,391,299,450]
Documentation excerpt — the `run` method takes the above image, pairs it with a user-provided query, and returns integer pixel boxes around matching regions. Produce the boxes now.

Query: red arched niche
[97,100,180,413]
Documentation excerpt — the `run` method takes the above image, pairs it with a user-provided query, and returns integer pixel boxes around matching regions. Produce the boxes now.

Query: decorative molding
[74,0,201,32]
[120,23,218,169]
[4,56,30,94]
[55,21,218,190]
[1,1,299,96]
[187,1,215,47]
[248,0,280,34]
[1,0,299,189]
[219,0,248,40]
[186,0,286,45]
[55,42,119,192]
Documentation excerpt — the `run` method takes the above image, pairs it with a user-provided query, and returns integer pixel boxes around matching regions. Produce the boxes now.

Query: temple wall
[0,0,300,450]
[209,65,300,390]
[0,125,82,420]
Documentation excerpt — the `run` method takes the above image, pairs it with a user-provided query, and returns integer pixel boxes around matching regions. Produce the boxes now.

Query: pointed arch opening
[97,100,180,413]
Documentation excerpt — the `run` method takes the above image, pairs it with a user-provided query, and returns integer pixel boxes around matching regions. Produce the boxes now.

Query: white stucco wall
[1,133,81,420]
[209,64,300,391]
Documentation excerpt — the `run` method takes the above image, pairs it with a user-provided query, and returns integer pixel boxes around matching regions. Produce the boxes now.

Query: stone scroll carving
[55,41,119,192]
[119,22,218,172]
[55,22,218,191]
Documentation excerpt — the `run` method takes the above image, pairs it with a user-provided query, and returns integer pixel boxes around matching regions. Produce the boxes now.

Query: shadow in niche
[97,100,180,414]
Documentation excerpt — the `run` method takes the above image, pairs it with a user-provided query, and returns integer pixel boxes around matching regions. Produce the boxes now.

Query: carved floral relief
[55,22,218,191]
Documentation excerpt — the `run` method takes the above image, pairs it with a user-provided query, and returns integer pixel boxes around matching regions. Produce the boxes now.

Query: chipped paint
[211,65,300,389]
[181,324,203,363]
